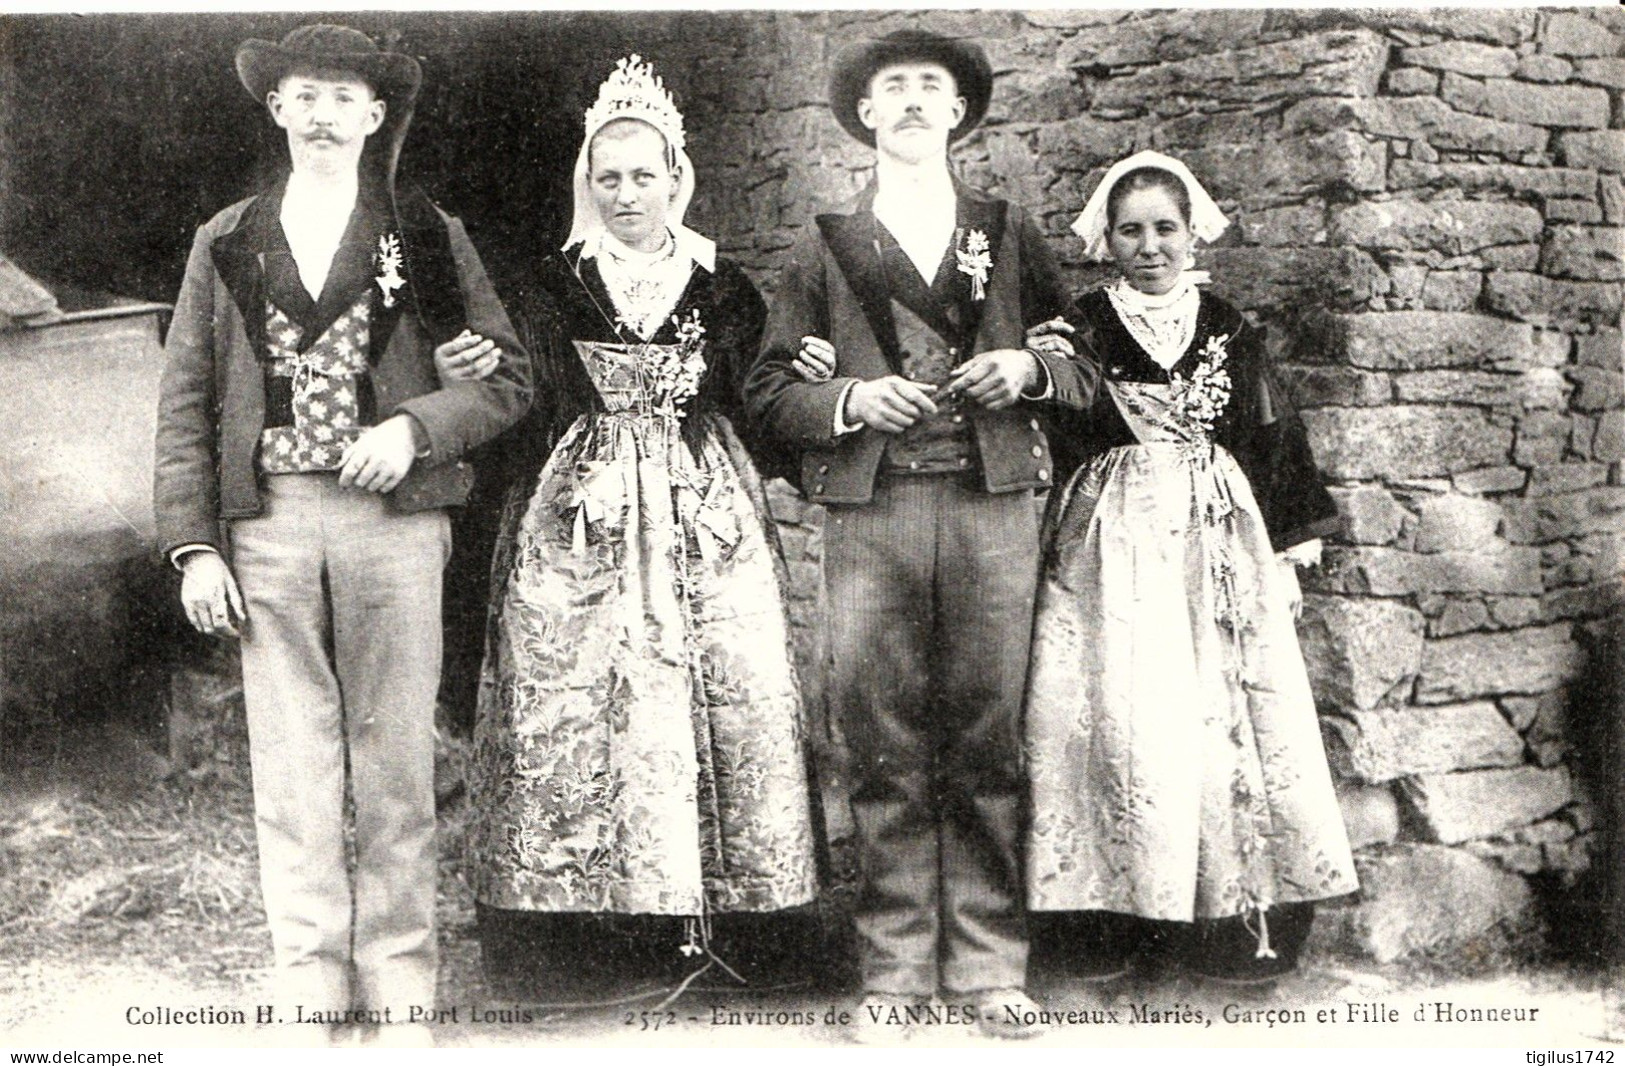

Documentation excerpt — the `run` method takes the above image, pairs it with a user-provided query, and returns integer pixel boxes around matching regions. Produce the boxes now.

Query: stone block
[1414,494,1503,552]
[1578,328,1622,369]
[1416,623,1585,702]
[1441,72,1612,128]
[1499,694,1540,730]
[1326,844,1532,963]
[1336,783,1401,849]
[1488,597,1544,629]
[1265,9,1533,46]
[1575,58,1625,90]
[1556,130,1625,172]
[1055,9,1267,68]
[1431,598,1492,637]
[1480,244,1543,271]
[1402,766,1573,843]
[1389,161,1600,199]
[1526,687,1573,767]
[1516,410,1570,467]
[1454,466,1528,494]
[1594,411,1624,462]
[1277,365,1391,407]
[1304,406,1512,480]
[1571,364,1625,411]
[1237,205,1328,248]
[1422,271,1483,311]
[1285,95,1548,157]
[1326,701,1525,783]
[1386,67,1440,95]
[1321,545,1542,597]
[1180,134,1386,203]
[1088,30,1390,113]
[1205,247,1387,311]
[1401,41,1518,78]
[1541,226,1625,281]
[1322,311,1535,370]
[1393,368,1567,409]
[1515,54,1574,83]
[1298,595,1426,713]
[1330,199,1543,255]
[1528,464,1611,497]
[1033,115,1139,174]
[1604,176,1625,224]
[1484,272,1623,325]
[1541,12,1621,58]
[1505,487,1625,541]
[1330,486,1408,545]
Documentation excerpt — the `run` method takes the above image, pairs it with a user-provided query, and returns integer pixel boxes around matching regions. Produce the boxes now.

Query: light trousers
[230,473,449,1014]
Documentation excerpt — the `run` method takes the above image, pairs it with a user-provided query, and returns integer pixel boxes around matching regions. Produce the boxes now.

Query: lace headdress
[564,55,715,274]
[1069,149,1229,266]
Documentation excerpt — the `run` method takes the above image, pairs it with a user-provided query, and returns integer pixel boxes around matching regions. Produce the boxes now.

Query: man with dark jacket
[153,24,529,1046]
[743,28,1096,1041]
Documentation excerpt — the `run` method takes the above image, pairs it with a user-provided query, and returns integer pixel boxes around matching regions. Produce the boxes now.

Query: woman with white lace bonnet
[1022,150,1358,986]
[444,55,820,999]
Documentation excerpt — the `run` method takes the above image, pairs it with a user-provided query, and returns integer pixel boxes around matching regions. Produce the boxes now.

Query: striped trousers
[822,473,1039,996]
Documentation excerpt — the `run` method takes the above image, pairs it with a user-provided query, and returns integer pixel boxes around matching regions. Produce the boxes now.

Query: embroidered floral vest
[258,298,372,473]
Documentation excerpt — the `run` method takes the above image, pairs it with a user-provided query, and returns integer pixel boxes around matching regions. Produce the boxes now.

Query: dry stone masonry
[664,8,1624,963]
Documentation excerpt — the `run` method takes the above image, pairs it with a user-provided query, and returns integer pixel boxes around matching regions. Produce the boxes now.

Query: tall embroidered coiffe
[563,53,715,342]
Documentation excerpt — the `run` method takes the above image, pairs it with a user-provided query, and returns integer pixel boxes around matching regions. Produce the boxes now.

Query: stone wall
[669,8,1625,963]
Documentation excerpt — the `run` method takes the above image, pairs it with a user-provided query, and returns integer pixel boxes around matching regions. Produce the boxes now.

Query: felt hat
[828,28,992,147]
[235,23,421,110]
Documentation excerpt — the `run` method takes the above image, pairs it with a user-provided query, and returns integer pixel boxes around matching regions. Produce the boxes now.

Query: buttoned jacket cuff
[831,379,862,436]
[1021,350,1055,401]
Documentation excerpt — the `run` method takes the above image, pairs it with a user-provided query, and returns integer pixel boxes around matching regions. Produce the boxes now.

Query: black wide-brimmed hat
[828,29,993,148]
[235,23,421,109]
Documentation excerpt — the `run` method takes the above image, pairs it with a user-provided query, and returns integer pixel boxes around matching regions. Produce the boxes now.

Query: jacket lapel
[391,186,462,358]
[881,230,962,346]
[211,191,274,364]
[816,204,903,375]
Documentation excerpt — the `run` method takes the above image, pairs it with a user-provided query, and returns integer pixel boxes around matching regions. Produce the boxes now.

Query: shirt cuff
[1021,350,1055,401]
[170,544,219,570]
[832,380,862,436]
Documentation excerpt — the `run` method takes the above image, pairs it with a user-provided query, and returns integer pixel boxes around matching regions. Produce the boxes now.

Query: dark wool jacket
[1053,287,1340,552]
[493,244,786,494]
[153,180,532,556]
[743,183,1098,504]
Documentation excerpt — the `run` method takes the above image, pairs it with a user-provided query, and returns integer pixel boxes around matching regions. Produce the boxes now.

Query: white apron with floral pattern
[1025,334,1357,926]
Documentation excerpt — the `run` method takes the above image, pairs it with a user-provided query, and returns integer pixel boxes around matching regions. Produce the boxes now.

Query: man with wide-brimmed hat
[743,27,1097,1040]
[154,23,530,1045]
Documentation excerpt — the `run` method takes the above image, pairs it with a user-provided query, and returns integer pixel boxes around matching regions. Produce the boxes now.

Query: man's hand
[794,336,837,382]
[1025,317,1075,359]
[339,415,418,493]
[944,349,1040,410]
[434,330,502,384]
[180,551,246,639]
[844,376,939,434]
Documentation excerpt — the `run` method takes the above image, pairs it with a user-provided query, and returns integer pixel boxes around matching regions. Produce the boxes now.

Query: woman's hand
[1025,317,1075,359]
[1275,538,1321,620]
[793,335,837,382]
[1276,556,1304,620]
[435,330,502,385]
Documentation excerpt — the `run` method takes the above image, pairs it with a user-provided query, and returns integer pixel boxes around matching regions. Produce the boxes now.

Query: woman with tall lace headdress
[446,56,820,999]
[1023,151,1357,986]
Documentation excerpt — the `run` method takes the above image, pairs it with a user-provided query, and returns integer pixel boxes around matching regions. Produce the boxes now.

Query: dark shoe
[970,988,1046,1040]
[1184,904,1314,985]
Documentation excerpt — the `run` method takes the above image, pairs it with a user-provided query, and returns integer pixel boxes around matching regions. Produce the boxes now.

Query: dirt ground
[2,722,1622,1051]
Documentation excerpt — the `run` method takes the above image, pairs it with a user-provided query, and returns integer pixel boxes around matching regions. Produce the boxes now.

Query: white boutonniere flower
[956,228,992,302]
[1176,332,1234,433]
[375,233,405,309]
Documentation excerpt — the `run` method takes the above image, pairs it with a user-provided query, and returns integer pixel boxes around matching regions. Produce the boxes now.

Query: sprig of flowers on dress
[634,308,706,413]
[375,233,405,308]
[955,228,992,302]
[1174,332,1232,435]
